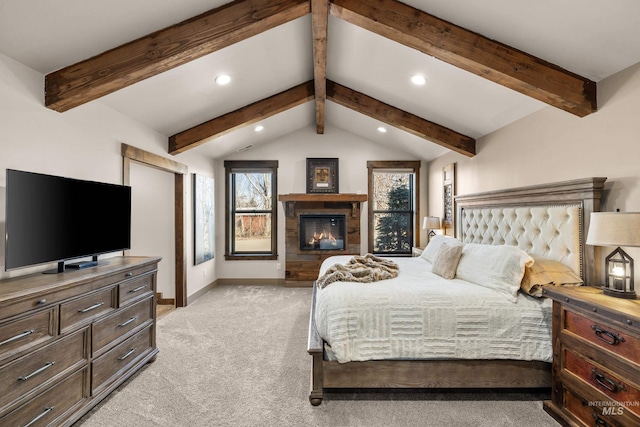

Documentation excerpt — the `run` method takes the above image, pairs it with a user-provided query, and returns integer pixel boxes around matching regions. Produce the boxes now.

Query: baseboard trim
[156,292,175,306]
[216,278,286,287]
[186,280,218,305]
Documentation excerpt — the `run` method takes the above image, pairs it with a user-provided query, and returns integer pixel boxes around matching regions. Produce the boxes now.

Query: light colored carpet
[75,285,558,427]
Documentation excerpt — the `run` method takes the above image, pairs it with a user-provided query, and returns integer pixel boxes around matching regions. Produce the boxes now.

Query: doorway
[122,143,188,307]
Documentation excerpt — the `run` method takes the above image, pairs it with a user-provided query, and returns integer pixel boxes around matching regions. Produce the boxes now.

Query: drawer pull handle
[78,302,104,313]
[126,272,134,277]
[0,329,34,347]
[118,317,137,327]
[118,348,137,361]
[37,299,47,305]
[129,285,147,293]
[24,406,54,427]
[591,325,625,345]
[592,368,626,393]
[592,413,611,427]
[18,361,55,382]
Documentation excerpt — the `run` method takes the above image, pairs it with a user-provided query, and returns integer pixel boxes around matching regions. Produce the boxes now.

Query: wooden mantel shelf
[278,193,367,217]
[278,193,367,202]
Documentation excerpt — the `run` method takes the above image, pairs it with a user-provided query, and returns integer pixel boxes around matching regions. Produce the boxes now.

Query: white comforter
[314,256,552,363]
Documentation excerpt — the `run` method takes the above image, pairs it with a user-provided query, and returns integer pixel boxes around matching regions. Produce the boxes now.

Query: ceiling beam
[326,80,476,157]
[311,0,329,134]
[168,81,315,155]
[44,0,311,112]
[330,0,597,117]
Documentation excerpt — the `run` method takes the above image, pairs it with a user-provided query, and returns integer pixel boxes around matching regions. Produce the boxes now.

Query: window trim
[367,160,421,255]
[224,160,278,261]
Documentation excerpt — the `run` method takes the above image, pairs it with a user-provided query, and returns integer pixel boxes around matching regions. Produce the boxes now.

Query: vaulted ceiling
[2,0,640,161]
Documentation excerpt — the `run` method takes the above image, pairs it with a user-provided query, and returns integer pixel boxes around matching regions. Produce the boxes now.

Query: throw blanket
[316,254,399,289]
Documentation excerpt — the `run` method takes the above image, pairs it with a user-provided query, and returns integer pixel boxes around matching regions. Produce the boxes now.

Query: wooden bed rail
[308,283,324,406]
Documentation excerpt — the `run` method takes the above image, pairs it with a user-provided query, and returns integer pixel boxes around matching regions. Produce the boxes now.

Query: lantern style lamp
[586,212,640,299]
[423,216,441,241]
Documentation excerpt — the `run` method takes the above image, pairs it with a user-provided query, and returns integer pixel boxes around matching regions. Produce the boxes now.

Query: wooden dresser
[543,286,640,427]
[0,256,160,426]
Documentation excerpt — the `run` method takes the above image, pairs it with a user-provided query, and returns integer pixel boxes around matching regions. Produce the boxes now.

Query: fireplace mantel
[278,193,367,217]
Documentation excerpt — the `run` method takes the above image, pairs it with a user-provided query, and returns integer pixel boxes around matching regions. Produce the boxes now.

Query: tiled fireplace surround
[278,193,367,285]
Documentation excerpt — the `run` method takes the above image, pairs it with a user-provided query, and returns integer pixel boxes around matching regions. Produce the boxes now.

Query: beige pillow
[431,239,463,280]
[520,263,554,297]
[520,257,583,297]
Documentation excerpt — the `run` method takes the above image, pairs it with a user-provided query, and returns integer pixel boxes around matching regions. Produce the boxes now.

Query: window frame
[367,160,421,256]
[224,160,278,261]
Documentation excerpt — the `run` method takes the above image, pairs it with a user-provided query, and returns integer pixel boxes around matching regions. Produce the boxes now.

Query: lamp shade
[423,216,441,230]
[586,212,640,247]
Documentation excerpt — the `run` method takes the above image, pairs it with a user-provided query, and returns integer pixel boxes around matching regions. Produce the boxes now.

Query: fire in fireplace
[299,214,346,251]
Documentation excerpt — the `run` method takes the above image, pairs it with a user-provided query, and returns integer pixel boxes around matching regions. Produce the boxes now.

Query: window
[224,160,278,260]
[367,161,420,255]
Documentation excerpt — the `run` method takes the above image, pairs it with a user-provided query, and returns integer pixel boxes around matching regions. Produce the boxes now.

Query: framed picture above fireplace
[306,158,339,194]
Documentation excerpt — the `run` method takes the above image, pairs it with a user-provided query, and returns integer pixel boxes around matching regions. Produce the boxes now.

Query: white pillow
[456,243,534,302]
[420,235,458,264]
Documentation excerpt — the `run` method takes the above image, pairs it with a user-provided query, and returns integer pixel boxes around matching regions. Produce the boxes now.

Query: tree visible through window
[374,173,412,253]
[224,161,278,260]
[367,161,420,255]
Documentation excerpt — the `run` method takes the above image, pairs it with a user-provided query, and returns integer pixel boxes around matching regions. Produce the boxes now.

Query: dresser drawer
[564,349,640,418]
[0,367,88,427]
[92,325,153,395]
[0,308,57,363]
[564,309,640,366]
[0,327,88,414]
[119,272,155,306]
[0,295,56,323]
[92,296,154,355]
[60,286,116,333]
[564,387,638,427]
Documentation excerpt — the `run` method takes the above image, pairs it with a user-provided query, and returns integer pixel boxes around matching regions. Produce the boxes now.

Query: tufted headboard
[455,178,606,286]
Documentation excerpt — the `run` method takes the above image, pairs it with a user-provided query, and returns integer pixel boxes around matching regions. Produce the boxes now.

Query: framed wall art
[306,158,339,194]
[194,173,215,265]
[442,163,456,237]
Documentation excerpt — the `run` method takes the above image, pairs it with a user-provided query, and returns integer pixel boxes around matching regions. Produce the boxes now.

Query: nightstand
[412,247,424,257]
[542,286,640,427]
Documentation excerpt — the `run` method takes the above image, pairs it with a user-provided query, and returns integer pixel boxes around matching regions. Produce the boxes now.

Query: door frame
[121,143,189,307]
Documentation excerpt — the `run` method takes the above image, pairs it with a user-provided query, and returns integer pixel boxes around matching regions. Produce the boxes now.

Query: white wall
[129,162,175,298]
[216,126,425,279]
[0,52,215,299]
[427,61,640,285]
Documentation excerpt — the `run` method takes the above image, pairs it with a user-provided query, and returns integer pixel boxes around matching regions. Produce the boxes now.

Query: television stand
[0,256,160,426]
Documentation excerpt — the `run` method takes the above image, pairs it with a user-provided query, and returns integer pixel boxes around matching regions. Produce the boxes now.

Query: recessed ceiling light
[215,74,231,85]
[377,126,387,133]
[254,125,264,132]
[411,74,427,86]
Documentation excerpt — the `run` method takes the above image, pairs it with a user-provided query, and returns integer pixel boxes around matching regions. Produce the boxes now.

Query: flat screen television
[5,169,131,273]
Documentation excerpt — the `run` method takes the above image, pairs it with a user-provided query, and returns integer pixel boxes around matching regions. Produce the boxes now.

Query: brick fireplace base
[278,193,367,286]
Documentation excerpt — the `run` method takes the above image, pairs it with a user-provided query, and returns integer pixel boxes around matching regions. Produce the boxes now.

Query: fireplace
[299,214,346,251]
[278,193,366,284]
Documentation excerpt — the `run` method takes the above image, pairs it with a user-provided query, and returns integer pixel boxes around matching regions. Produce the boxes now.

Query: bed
[307,177,606,405]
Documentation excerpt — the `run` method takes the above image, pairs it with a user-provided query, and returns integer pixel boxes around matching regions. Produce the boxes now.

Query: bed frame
[307,177,606,405]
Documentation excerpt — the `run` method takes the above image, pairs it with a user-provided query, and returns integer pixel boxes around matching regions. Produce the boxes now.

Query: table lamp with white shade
[422,216,441,241]
[586,212,640,299]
